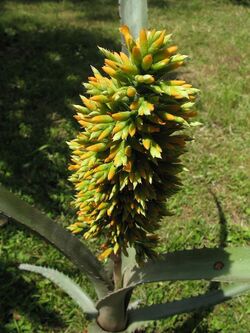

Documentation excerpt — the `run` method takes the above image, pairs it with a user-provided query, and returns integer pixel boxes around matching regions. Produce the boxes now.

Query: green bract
[68,25,199,261]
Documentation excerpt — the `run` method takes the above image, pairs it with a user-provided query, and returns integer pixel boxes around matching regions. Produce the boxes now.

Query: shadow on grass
[0,260,64,332]
[0,222,92,332]
[0,3,118,216]
[175,191,228,333]
[0,2,116,326]
[0,0,119,22]
[230,0,250,6]
[0,5,117,327]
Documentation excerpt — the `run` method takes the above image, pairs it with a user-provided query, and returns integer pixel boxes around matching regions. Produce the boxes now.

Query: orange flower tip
[86,143,106,152]
[167,45,178,54]
[130,101,139,110]
[127,86,136,97]
[98,248,113,260]
[142,138,151,150]
[165,113,175,121]
[102,66,116,76]
[142,54,153,70]
[120,64,134,74]
[68,165,79,171]
[149,103,154,111]
[139,29,147,42]
[88,76,97,82]
[120,51,129,62]
[90,95,108,103]
[105,59,117,69]
[170,80,186,86]
[174,94,184,99]
[151,31,165,49]
[132,46,141,56]
[91,114,113,123]
[119,25,131,36]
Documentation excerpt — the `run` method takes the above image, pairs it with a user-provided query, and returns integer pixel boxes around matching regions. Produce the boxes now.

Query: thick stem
[119,0,148,39]
[112,251,122,290]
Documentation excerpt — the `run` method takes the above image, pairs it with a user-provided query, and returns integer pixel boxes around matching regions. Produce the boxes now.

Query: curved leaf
[96,287,134,333]
[124,247,250,287]
[20,264,98,317]
[0,185,112,298]
[127,283,250,326]
[93,247,250,329]
[119,0,148,38]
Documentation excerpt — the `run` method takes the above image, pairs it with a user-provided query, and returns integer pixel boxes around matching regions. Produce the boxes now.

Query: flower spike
[68,26,199,262]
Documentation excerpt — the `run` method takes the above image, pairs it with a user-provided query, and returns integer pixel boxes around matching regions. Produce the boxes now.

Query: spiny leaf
[96,247,250,320]
[127,283,250,325]
[0,185,112,298]
[19,264,98,317]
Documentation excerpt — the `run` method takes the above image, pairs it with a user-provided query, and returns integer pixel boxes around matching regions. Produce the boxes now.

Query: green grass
[0,0,249,332]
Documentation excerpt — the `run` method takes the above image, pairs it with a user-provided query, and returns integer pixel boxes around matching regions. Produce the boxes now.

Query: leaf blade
[124,247,250,287]
[127,283,250,325]
[0,185,112,298]
[19,264,98,317]
[94,247,250,327]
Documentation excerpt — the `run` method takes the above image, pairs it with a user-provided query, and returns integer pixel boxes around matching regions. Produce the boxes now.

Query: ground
[0,0,249,332]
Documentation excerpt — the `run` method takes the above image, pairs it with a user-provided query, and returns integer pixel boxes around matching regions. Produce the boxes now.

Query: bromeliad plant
[0,2,250,332]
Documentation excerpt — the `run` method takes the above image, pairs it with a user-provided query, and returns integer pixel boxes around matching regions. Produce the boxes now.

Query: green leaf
[19,264,98,317]
[96,287,134,332]
[0,185,112,298]
[93,247,250,330]
[124,247,250,287]
[119,0,148,39]
[89,284,250,331]
[0,212,8,227]
[122,246,137,276]
[127,283,250,325]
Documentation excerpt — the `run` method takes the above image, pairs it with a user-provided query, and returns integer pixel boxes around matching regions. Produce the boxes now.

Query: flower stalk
[112,251,123,290]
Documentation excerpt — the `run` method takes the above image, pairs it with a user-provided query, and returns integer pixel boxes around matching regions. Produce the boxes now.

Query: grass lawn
[0,0,249,332]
